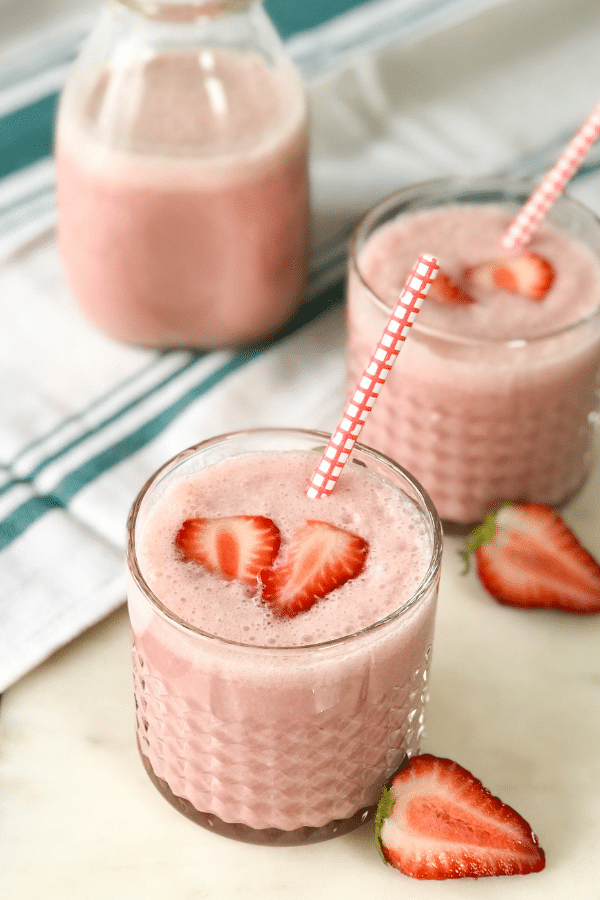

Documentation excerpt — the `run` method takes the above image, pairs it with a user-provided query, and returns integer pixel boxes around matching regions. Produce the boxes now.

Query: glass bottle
[55,1,310,349]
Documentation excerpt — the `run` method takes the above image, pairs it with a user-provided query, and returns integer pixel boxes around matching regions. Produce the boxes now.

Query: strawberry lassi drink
[347,178,600,524]
[126,429,441,844]
[55,5,309,349]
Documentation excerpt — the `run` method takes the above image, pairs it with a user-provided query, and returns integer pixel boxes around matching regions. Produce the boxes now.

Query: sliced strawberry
[259,520,369,618]
[462,502,600,613]
[428,269,475,305]
[465,252,554,300]
[376,754,545,879]
[175,516,281,585]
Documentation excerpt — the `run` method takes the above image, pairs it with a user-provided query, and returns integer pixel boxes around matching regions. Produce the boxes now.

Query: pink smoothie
[127,438,440,839]
[347,199,600,524]
[55,50,309,349]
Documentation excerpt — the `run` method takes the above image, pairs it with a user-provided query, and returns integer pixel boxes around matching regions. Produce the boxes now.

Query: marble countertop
[2,437,599,898]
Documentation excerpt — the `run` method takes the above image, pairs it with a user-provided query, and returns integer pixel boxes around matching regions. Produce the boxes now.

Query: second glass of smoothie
[347,177,600,525]
[126,428,442,844]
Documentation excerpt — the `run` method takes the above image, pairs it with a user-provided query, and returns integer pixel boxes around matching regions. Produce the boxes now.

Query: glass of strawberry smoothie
[55,1,309,350]
[347,177,600,526]
[126,428,442,844]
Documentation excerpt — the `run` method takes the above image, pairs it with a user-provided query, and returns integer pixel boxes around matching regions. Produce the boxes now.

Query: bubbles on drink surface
[137,451,432,646]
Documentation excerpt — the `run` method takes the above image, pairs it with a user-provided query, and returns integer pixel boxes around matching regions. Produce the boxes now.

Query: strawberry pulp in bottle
[126,429,442,844]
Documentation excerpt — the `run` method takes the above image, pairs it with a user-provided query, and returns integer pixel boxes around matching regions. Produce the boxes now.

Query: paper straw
[501,100,600,251]
[306,254,439,499]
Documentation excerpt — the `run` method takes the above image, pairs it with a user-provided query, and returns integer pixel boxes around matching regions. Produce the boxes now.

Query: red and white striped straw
[501,100,600,252]
[306,254,439,499]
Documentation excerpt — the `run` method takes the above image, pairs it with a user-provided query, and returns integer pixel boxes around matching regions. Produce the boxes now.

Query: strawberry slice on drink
[175,515,281,584]
[462,502,600,613]
[465,252,554,300]
[260,519,369,618]
[376,754,545,879]
[428,269,474,305]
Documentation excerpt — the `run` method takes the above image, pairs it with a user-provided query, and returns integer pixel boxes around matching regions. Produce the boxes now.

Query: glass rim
[126,427,443,653]
[349,175,600,348]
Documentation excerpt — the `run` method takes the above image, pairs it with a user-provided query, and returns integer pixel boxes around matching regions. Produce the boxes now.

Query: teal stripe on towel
[265,0,368,38]
[0,93,58,179]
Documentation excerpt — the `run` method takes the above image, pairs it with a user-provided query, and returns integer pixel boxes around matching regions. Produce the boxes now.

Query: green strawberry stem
[375,784,396,862]
[459,505,507,574]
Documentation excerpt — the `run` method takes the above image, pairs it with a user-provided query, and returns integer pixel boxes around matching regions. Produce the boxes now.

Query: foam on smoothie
[136,451,432,647]
[358,204,600,340]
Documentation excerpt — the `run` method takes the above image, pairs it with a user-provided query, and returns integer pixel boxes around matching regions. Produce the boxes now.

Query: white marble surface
[2,435,599,898]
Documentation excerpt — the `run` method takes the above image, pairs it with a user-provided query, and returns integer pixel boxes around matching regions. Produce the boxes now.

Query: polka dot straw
[306,254,439,499]
[501,100,600,252]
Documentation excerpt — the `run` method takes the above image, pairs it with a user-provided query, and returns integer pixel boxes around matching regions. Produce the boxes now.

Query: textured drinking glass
[126,428,442,845]
[347,177,600,525]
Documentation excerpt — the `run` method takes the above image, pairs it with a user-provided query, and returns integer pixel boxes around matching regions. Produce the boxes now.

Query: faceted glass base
[139,743,378,845]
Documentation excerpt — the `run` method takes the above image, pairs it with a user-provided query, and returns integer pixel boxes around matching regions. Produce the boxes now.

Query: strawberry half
[462,502,600,613]
[175,516,281,584]
[376,754,545,879]
[429,269,475,305]
[465,252,554,300]
[259,519,369,618]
